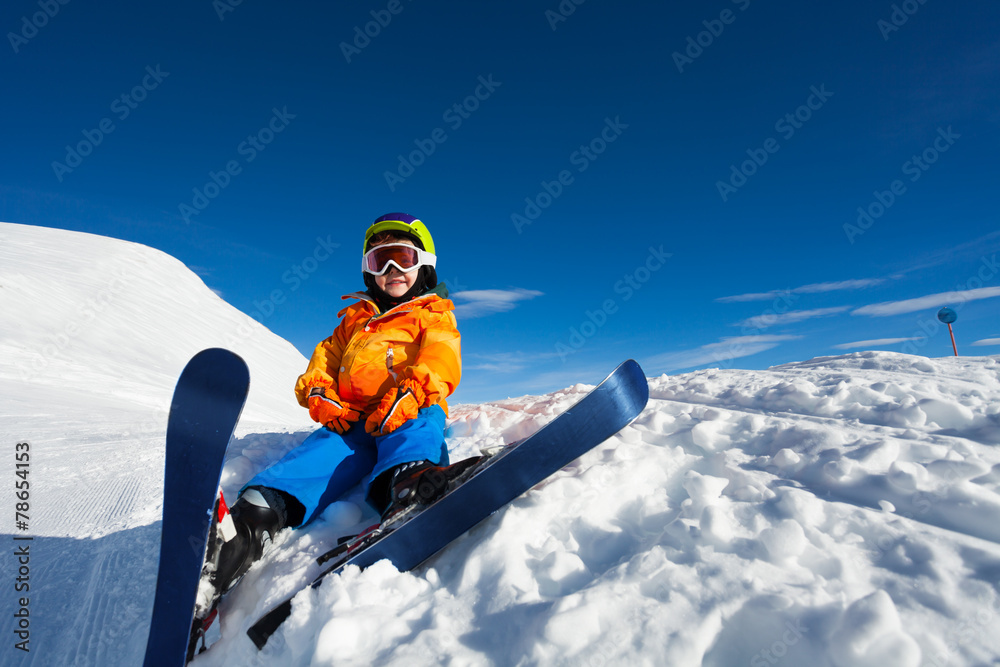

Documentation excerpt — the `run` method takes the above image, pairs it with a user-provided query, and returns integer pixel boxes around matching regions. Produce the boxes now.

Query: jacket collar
[340,283,451,318]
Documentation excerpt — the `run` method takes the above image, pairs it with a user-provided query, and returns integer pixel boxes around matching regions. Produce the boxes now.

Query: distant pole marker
[937,307,958,356]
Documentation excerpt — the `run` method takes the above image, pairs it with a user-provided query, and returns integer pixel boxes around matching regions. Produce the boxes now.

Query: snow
[3,222,999,666]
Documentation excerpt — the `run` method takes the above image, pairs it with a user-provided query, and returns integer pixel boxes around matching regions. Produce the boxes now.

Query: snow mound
[0,221,310,427]
[193,352,1000,667]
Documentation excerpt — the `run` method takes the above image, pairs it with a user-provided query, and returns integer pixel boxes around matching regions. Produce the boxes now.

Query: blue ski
[247,359,648,649]
[142,348,250,667]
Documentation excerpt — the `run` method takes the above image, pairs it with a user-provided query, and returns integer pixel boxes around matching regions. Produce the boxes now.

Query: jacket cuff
[398,378,428,407]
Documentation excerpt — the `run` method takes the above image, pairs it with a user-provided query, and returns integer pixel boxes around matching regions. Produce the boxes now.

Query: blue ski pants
[242,405,448,526]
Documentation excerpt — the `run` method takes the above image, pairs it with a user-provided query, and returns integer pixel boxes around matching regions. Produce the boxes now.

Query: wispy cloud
[463,350,563,373]
[736,306,851,329]
[971,338,1000,347]
[892,230,1000,276]
[452,288,543,319]
[717,278,886,303]
[455,354,620,403]
[646,335,801,373]
[833,337,920,350]
[852,286,1000,317]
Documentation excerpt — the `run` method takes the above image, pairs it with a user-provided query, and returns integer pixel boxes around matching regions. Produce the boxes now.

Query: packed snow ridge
[2,222,998,666]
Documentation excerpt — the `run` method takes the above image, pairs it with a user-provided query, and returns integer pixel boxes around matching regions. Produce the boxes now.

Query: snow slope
[3,223,999,666]
[1,222,311,664]
[0,222,311,429]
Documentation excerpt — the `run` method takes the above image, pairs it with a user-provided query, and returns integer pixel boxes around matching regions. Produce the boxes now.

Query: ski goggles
[362,243,437,276]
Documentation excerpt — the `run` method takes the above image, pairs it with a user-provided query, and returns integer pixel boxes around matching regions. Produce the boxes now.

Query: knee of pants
[365,405,448,485]
[245,426,377,521]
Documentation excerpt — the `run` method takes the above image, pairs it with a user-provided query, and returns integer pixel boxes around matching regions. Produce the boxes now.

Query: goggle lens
[362,244,436,275]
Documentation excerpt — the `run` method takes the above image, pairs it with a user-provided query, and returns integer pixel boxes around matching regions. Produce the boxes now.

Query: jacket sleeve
[294,322,350,408]
[399,309,461,409]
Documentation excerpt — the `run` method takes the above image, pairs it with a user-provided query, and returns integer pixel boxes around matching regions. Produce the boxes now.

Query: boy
[208,213,465,596]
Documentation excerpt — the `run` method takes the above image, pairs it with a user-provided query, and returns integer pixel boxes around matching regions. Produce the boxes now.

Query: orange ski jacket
[294,286,461,417]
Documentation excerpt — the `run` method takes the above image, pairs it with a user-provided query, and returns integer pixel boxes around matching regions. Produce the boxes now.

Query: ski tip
[619,358,644,374]
[176,348,251,390]
[607,359,649,417]
[189,347,248,366]
[608,359,648,388]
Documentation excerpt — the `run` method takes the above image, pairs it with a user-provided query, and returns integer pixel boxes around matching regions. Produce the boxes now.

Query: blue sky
[2,0,999,404]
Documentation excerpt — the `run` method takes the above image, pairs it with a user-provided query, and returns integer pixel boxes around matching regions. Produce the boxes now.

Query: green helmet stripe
[363,217,436,255]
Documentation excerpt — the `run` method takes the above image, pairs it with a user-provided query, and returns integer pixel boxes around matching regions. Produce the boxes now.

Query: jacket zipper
[386,346,398,382]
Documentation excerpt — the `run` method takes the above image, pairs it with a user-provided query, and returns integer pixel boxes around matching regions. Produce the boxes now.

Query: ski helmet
[362,212,439,310]
[363,213,436,255]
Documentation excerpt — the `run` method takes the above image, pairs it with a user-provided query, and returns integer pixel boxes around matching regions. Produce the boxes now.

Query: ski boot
[190,487,302,658]
[211,486,300,594]
[378,457,482,524]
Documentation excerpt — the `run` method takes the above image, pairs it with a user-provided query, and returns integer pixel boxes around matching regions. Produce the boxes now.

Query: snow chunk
[829,590,921,667]
[542,598,602,654]
[758,519,807,563]
[772,448,801,468]
[534,551,591,597]
[918,397,975,429]
[319,501,363,529]
[681,471,730,518]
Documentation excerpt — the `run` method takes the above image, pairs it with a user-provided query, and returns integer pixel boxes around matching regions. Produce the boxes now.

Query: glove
[366,381,425,436]
[307,387,361,433]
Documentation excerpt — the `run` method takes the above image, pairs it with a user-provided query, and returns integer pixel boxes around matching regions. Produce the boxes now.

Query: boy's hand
[366,382,425,436]
[307,387,361,433]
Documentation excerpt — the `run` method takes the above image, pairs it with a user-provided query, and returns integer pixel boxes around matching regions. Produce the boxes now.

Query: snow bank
[195,352,1000,667]
[0,221,311,428]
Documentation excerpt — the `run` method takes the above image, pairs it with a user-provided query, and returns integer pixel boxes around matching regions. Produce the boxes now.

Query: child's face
[372,238,418,297]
